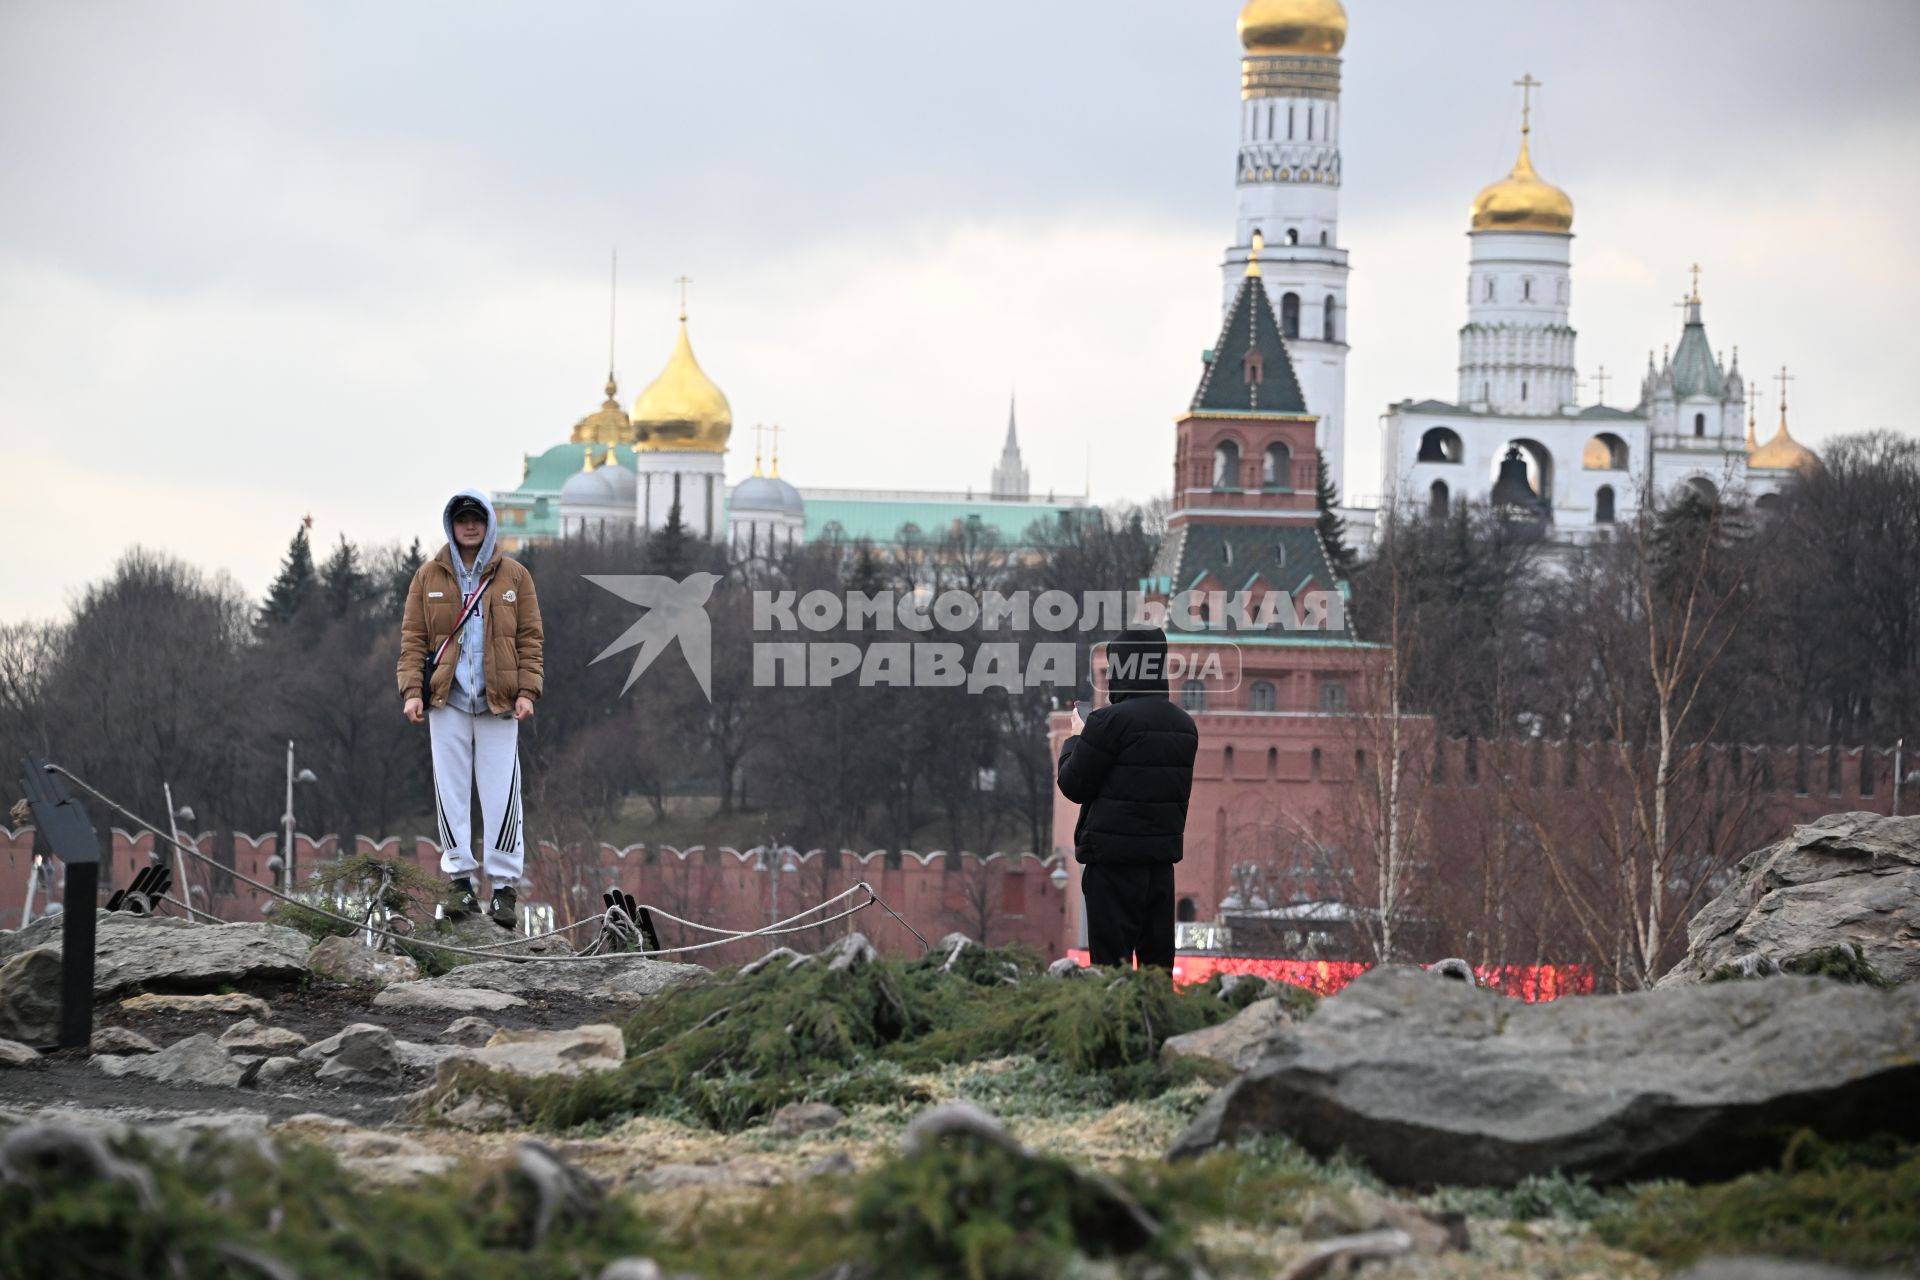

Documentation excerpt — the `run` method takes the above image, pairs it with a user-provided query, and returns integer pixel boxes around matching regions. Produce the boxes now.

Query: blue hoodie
[441,488,499,716]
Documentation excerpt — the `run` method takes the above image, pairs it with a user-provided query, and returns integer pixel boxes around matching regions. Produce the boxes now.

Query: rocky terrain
[2,813,1918,1279]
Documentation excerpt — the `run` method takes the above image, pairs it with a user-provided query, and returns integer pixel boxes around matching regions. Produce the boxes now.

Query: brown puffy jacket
[396,546,544,713]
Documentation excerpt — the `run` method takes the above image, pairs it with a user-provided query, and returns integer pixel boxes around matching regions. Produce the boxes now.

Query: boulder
[300,1023,402,1085]
[1045,957,1086,978]
[1,912,310,998]
[824,933,878,974]
[306,937,421,988]
[255,1056,306,1086]
[433,1024,624,1085]
[89,1027,160,1055]
[384,956,703,1005]
[94,1033,259,1089]
[371,983,527,1014]
[218,1018,309,1056]
[0,1038,38,1067]
[1671,1260,1915,1280]
[393,1039,469,1073]
[438,1015,497,1046]
[768,1101,845,1137]
[1659,811,1920,988]
[1159,995,1299,1079]
[1168,967,1920,1187]
[1299,1187,1468,1253]
[0,946,62,1044]
[120,992,273,1019]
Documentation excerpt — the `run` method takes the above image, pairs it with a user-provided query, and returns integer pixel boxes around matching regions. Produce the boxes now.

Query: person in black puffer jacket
[1057,626,1198,968]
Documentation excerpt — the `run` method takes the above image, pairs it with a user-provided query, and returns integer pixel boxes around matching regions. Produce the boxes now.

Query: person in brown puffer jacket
[396,488,543,931]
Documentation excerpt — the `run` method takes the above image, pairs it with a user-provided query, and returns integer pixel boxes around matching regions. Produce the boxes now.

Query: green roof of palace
[804,496,1092,548]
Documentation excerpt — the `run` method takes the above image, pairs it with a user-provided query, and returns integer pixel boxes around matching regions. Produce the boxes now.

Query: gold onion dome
[1749,406,1820,474]
[1238,0,1347,55]
[632,315,731,453]
[570,373,632,446]
[1471,132,1574,234]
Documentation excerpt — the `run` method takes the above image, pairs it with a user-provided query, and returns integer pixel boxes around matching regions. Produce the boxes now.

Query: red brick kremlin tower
[1051,247,1389,959]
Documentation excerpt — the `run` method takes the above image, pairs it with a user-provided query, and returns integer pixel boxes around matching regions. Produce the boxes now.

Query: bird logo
[585,572,722,700]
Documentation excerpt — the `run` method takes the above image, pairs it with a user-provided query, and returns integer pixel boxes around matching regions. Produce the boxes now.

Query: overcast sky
[4,1,1917,623]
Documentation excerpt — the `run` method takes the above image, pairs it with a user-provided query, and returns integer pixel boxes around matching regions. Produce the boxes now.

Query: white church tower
[1458,75,1578,416]
[1223,0,1351,497]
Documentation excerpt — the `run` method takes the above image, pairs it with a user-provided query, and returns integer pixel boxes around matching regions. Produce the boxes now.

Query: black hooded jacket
[1056,629,1199,865]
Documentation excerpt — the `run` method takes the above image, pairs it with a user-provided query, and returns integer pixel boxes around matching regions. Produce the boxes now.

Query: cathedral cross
[767,423,784,476]
[1688,262,1702,303]
[1774,366,1794,418]
[1592,365,1610,405]
[673,275,693,320]
[1513,74,1542,133]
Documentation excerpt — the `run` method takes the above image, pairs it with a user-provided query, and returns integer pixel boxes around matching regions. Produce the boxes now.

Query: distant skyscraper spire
[992,393,1030,498]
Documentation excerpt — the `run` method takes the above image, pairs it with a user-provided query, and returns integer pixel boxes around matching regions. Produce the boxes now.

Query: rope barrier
[42,762,907,965]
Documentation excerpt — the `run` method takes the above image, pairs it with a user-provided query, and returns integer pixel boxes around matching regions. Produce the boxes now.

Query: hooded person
[396,488,545,929]
[1055,626,1198,969]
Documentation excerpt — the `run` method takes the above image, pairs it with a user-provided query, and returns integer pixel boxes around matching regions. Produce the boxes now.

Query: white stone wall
[1385,405,1650,540]
[634,450,726,539]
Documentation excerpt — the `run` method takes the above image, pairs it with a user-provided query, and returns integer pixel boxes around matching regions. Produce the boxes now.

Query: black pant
[1083,863,1176,969]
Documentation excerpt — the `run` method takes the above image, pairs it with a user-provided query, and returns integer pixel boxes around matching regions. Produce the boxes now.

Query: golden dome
[569,372,633,446]
[1238,0,1347,55]
[1471,133,1574,234]
[1749,410,1819,475]
[632,316,731,454]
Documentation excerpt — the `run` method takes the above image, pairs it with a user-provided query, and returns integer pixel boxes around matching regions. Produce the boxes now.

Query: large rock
[1160,995,1300,1079]
[0,1038,39,1066]
[0,912,310,998]
[428,915,577,957]
[119,992,273,1019]
[371,982,526,1014]
[0,946,62,1044]
[1659,811,1920,988]
[94,1033,258,1088]
[1672,1260,1915,1280]
[1168,967,1920,1187]
[386,955,704,1006]
[299,1023,402,1085]
[306,936,421,988]
[430,1024,624,1088]
[217,1018,309,1056]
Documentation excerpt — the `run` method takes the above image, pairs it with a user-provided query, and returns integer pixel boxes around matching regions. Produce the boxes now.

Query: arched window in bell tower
[1694,412,1706,437]
[1263,442,1292,489]
[1213,439,1241,489]
[1280,292,1300,339]
[1322,295,1336,342]
[1284,228,1299,246]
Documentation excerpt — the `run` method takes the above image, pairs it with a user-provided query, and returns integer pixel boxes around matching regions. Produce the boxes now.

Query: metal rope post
[19,755,102,1050]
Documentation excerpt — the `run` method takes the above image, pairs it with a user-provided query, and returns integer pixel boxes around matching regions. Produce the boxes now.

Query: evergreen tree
[1316,447,1357,577]
[319,534,368,619]
[387,537,425,614]
[260,523,317,625]
[647,503,691,579]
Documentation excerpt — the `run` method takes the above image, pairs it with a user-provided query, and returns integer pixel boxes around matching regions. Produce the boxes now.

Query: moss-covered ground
[5,947,1915,1277]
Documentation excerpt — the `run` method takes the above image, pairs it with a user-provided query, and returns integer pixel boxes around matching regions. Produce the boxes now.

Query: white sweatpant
[428,707,524,887]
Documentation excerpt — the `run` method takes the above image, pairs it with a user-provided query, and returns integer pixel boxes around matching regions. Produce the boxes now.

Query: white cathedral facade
[1219,1,1817,547]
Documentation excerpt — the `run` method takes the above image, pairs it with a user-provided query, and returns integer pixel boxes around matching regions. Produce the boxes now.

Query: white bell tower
[1222,0,1352,498]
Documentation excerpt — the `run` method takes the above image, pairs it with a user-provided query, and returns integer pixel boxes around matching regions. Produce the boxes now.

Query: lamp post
[281,741,318,895]
[163,783,196,917]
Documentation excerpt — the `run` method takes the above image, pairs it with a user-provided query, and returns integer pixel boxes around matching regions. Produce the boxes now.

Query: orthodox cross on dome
[673,274,693,321]
[1688,262,1703,304]
[1592,365,1610,405]
[767,423,784,477]
[1513,73,1542,134]
[751,424,766,478]
[1775,365,1795,423]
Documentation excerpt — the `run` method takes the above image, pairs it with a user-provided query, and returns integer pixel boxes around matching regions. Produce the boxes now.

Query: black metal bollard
[19,756,102,1050]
